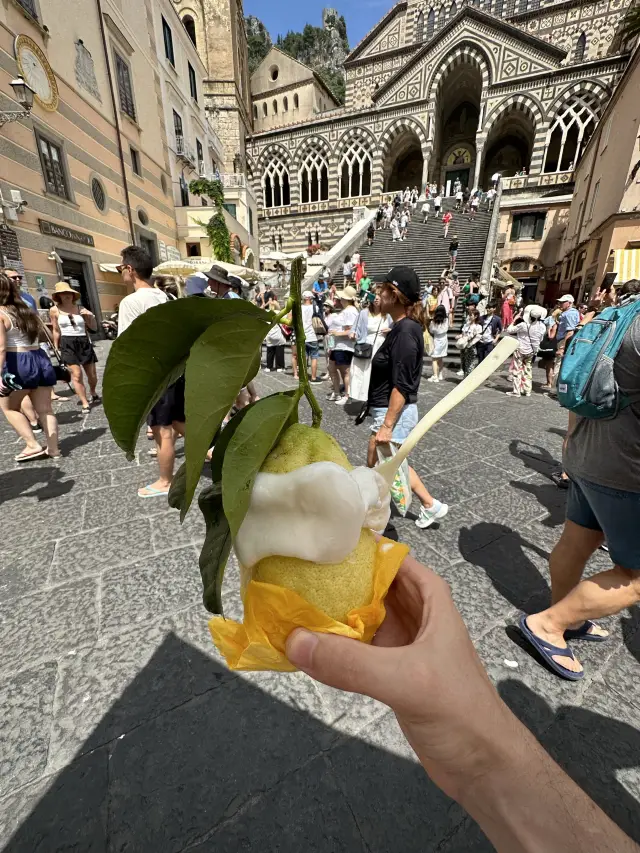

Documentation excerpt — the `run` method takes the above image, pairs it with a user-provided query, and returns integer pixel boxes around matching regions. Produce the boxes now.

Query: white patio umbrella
[152,259,199,277]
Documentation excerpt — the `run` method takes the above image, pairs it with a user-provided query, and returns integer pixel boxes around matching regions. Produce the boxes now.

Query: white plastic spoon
[377,335,519,486]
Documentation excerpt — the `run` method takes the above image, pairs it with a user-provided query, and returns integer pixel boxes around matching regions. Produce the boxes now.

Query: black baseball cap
[384,266,421,303]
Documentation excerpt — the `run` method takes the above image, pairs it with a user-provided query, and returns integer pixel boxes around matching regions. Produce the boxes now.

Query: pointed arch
[450,1,458,16]
[336,131,374,198]
[438,5,446,28]
[543,91,600,173]
[573,31,587,63]
[426,7,435,38]
[415,10,425,42]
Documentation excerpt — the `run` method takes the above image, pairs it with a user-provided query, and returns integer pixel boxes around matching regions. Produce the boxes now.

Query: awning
[494,266,524,289]
[99,263,121,274]
[612,249,640,282]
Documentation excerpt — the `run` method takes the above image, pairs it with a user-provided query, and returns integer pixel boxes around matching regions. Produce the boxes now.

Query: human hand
[286,554,512,803]
[374,424,393,445]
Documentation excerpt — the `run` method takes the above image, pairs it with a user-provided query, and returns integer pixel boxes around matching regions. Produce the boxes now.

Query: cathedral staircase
[358,199,492,370]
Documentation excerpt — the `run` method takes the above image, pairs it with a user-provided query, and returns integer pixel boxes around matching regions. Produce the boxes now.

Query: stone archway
[382,127,424,192]
[481,104,536,187]
[431,58,483,191]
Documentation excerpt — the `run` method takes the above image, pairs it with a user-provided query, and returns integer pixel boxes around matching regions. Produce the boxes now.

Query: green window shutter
[510,215,521,241]
[534,214,546,241]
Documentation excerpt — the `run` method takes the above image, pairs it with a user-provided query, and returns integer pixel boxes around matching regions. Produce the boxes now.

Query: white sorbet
[234,461,391,569]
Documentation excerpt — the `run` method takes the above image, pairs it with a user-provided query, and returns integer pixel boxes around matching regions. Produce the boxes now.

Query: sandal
[15,448,47,463]
[138,484,170,499]
[81,406,91,414]
[90,394,101,405]
[518,614,584,681]
[564,620,609,643]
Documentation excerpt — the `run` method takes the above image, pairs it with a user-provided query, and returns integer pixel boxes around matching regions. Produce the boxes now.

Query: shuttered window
[115,52,136,121]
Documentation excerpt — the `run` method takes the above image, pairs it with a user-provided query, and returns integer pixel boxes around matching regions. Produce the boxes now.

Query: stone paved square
[0,342,638,851]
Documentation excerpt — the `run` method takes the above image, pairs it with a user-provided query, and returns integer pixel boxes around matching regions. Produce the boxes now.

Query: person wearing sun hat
[327,284,359,404]
[50,281,98,413]
[366,265,449,530]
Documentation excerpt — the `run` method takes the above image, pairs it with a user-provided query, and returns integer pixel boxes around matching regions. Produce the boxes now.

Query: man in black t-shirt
[367,266,448,529]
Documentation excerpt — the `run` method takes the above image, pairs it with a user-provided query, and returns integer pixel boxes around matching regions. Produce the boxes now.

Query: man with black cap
[367,265,448,529]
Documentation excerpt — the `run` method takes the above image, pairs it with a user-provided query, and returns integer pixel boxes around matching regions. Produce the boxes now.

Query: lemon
[243,424,375,622]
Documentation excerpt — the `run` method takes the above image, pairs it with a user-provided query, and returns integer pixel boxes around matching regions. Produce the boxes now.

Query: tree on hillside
[245,15,272,72]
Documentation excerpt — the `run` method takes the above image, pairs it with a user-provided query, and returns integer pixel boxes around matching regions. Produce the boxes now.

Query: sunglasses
[116,264,129,274]
[7,274,21,281]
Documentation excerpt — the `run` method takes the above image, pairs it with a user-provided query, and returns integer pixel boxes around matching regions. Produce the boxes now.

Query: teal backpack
[557,297,640,419]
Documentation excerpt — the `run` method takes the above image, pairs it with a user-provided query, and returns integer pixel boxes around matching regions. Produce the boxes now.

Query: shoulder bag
[37,315,72,384]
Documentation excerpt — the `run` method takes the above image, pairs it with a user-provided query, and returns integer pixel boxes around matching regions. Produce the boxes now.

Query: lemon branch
[290,256,323,427]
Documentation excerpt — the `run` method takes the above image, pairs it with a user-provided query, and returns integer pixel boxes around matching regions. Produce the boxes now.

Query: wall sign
[39,219,95,247]
[0,224,25,278]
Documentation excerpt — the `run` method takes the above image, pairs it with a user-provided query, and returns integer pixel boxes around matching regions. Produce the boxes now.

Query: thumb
[286,628,399,705]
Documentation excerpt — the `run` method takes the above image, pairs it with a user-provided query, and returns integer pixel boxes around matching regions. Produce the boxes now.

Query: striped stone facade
[249,2,631,257]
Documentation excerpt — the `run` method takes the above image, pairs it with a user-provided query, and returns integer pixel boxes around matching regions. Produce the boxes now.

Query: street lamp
[0,77,35,127]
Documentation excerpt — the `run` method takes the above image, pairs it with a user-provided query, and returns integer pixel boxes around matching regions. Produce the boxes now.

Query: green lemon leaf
[103,299,270,458]
[222,392,298,539]
[184,314,271,514]
[209,402,259,485]
[244,347,262,387]
[168,461,187,512]
[198,483,232,615]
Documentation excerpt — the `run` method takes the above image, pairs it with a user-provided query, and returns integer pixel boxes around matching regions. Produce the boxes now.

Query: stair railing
[480,181,503,290]
[301,209,377,291]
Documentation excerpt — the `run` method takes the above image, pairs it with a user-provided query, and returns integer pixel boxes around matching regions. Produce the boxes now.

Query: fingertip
[286,628,319,671]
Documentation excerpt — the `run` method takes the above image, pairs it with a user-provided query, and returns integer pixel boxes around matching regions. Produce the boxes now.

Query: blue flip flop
[564,620,609,643]
[519,614,584,681]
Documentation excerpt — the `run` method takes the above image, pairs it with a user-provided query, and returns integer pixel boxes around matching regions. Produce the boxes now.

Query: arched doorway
[481,105,536,187]
[432,58,483,191]
[382,127,424,192]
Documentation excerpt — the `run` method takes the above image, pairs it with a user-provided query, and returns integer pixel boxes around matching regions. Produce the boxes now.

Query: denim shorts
[5,349,56,389]
[567,475,640,570]
[370,403,418,444]
[305,341,320,358]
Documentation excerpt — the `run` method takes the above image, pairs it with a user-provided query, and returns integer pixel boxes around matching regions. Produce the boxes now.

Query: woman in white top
[0,272,60,461]
[50,281,98,414]
[350,293,391,402]
[328,285,360,404]
[505,305,547,397]
[458,306,483,377]
[428,304,449,382]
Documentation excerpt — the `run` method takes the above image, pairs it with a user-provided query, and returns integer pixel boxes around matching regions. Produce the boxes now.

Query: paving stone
[0,663,57,796]
[441,561,519,640]
[601,626,640,713]
[47,623,197,773]
[0,540,56,603]
[329,711,465,853]
[99,546,202,636]
[0,577,99,675]
[408,502,501,567]
[49,517,154,584]
[193,755,368,852]
[150,506,206,552]
[0,748,109,852]
[82,482,174,530]
[106,665,335,852]
[537,680,640,844]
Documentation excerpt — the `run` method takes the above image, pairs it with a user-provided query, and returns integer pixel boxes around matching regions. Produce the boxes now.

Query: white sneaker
[335,396,348,405]
[277,369,284,373]
[415,500,449,529]
[263,368,271,372]
[427,375,438,382]
[327,391,337,401]
[437,375,444,382]
[456,369,464,377]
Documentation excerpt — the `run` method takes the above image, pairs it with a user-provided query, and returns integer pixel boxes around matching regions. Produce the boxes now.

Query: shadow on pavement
[2,634,465,853]
[499,680,640,844]
[459,522,550,610]
[509,478,566,528]
[508,439,560,476]
[58,427,106,456]
[0,468,74,505]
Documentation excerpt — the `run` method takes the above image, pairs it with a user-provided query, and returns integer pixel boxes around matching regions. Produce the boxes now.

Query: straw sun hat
[52,282,79,301]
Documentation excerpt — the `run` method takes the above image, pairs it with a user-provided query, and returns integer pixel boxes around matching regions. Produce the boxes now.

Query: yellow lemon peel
[209,534,408,671]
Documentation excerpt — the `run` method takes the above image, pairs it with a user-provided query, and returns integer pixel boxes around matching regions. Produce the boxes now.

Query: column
[473,130,485,190]
[421,153,431,192]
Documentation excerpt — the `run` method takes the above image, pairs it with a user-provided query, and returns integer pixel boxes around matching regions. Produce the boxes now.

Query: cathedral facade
[246,0,633,294]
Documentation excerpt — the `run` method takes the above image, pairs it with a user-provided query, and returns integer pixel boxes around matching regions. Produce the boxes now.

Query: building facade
[555,45,640,300]
[171,0,259,264]
[245,0,633,295]
[0,0,182,314]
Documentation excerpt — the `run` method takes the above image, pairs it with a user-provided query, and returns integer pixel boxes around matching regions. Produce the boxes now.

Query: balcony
[175,136,196,168]
[501,170,575,192]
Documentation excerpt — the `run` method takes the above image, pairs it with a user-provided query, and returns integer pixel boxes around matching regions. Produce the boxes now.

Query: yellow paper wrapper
[209,536,409,671]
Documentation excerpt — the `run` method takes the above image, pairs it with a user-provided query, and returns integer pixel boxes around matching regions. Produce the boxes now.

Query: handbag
[423,327,434,356]
[37,315,72,384]
[455,335,470,350]
[354,341,373,359]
